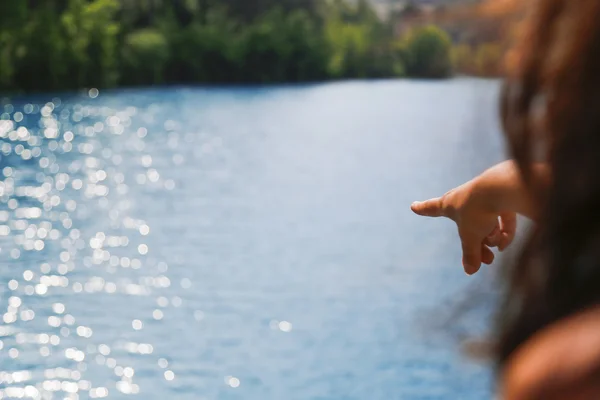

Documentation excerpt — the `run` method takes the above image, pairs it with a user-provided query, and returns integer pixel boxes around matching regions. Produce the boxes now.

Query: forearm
[474,160,547,220]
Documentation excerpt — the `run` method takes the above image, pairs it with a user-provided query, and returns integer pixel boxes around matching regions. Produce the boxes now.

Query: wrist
[476,160,533,217]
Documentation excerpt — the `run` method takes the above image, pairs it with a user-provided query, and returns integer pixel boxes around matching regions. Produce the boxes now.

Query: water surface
[0,79,504,399]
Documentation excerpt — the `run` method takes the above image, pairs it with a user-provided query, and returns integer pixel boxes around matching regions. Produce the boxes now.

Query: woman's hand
[411,162,524,275]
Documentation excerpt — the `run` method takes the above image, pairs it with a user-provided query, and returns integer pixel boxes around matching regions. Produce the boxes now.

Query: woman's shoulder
[501,306,600,400]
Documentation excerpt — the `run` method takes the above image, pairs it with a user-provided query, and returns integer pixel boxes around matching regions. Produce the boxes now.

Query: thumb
[411,198,444,217]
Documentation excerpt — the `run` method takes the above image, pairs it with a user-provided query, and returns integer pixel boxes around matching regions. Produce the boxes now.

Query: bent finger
[484,220,502,248]
[499,212,517,251]
[481,244,495,265]
[461,234,482,275]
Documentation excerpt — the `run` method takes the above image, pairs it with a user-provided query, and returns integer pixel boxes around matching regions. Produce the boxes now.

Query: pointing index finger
[411,198,444,217]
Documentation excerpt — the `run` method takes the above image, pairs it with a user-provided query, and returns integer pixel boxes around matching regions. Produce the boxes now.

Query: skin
[411,160,600,399]
[500,306,600,400]
[410,160,533,275]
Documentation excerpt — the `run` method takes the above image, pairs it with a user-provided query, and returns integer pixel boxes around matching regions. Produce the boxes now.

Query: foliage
[324,0,396,79]
[452,42,503,77]
[238,8,329,83]
[0,3,27,87]
[0,34,15,89]
[164,7,329,84]
[61,0,120,89]
[0,0,120,92]
[11,3,68,92]
[451,44,473,75]
[0,0,500,93]
[473,43,503,77]
[165,12,242,83]
[122,29,170,85]
[325,17,369,78]
[395,25,453,79]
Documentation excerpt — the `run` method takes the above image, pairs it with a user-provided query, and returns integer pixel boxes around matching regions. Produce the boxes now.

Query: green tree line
[0,0,456,93]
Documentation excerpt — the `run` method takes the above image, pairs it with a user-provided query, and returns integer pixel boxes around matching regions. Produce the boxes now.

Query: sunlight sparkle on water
[0,94,188,398]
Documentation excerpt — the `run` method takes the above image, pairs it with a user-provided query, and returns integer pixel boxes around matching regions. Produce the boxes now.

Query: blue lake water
[0,79,506,399]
